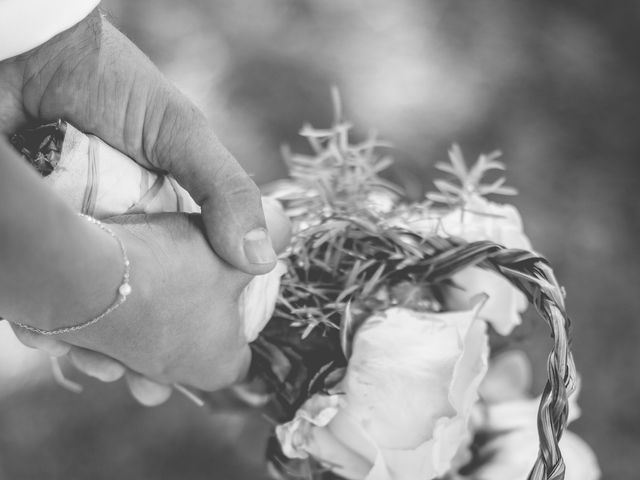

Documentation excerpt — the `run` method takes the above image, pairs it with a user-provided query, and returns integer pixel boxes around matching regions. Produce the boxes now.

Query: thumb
[144,90,278,275]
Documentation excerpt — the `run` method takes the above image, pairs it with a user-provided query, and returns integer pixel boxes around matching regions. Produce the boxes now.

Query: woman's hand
[12,203,291,406]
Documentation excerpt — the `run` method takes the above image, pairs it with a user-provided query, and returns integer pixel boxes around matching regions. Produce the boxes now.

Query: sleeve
[0,0,101,61]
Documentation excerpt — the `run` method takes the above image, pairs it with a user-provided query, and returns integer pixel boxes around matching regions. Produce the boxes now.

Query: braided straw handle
[424,239,576,480]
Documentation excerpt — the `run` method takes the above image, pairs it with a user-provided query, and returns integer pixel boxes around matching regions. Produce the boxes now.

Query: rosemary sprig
[427,144,518,208]
[272,89,400,228]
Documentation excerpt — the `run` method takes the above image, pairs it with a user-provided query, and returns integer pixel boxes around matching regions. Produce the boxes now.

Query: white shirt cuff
[0,0,101,61]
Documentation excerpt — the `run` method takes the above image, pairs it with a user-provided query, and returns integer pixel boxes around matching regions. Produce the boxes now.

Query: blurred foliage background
[1,0,638,478]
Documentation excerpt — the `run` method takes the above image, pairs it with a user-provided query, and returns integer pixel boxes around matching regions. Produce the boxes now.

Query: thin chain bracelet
[12,213,132,336]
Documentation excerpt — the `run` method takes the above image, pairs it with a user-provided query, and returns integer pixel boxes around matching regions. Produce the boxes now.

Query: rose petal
[241,260,287,342]
[307,427,373,480]
[470,428,600,480]
[341,306,484,449]
[479,350,533,403]
[448,267,527,335]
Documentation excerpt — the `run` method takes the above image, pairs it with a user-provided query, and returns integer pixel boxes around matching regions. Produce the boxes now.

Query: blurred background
[1,0,638,478]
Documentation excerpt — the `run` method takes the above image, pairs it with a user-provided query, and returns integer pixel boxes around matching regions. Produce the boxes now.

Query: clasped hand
[0,9,290,405]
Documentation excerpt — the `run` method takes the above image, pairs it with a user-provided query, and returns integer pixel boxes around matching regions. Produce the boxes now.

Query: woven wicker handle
[428,240,576,480]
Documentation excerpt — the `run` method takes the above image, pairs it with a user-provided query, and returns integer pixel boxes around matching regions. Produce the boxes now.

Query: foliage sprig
[427,144,517,208]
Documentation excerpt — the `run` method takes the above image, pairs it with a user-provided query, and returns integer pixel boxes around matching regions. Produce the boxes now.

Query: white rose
[276,304,489,480]
[438,196,532,251]
[469,428,600,480]
[240,260,287,342]
[467,352,600,480]
[401,196,533,335]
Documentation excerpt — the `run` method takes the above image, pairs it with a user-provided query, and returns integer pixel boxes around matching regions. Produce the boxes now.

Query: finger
[262,197,292,255]
[125,371,172,407]
[68,347,126,383]
[11,325,71,357]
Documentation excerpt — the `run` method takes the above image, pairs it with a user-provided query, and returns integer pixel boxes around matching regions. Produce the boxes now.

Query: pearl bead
[119,283,132,297]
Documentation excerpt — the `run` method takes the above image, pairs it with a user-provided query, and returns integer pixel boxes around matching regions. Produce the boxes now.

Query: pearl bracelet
[13,213,132,336]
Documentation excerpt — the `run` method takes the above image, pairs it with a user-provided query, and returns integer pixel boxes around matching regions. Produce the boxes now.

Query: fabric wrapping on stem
[49,124,199,217]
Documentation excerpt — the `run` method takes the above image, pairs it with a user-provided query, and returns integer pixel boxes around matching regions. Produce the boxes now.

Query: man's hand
[0,8,277,274]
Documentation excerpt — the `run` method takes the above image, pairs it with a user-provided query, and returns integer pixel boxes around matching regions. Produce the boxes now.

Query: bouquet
[12,97,599,480]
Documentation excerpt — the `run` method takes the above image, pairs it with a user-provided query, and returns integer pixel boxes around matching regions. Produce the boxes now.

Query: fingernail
[91,366,125,383]
[41,341,72,357]
[243,228,277,265]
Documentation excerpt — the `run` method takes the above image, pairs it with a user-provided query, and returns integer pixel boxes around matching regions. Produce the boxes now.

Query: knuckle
[141,356,171,381]
[188,346,250,392]
[225,347,252,386]
[224,171,260,199]
[209,150,258,197]
[146,91,203,172]
[132,328,176,381]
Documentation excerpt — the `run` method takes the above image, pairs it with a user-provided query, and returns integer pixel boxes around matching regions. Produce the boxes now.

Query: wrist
[40,213,128,332]
[10,214,134,336]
